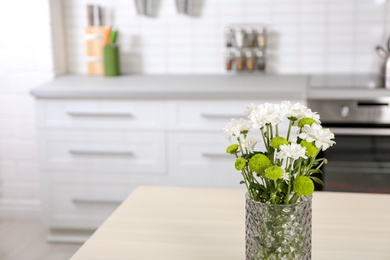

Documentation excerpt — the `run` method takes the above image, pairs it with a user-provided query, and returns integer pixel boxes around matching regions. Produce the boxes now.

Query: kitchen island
[70,186,390,260]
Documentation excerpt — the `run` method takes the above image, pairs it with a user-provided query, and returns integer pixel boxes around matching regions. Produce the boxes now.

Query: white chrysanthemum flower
[241,136,259,152]
[244,103,257,116]
[223,118,252,142]
[281,169,289,182]
[298,123,336,151]
[249,103,284,128]
[276,143,308,160]
[283,102,320,124]
[280,101,293,116]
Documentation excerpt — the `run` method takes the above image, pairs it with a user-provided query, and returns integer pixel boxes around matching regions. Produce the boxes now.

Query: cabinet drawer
[169,99,305,132]
[169,100,248,130]
[169,100,304,131]
[46,181,134,229]
[39,130,166,174]
[167,132,243,188]
[36,100,167,130]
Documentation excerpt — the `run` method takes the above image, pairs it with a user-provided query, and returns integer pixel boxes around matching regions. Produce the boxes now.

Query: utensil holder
[175,0,192,14]
[134,0,153,16]
[85,26,105,75]
[103,45,121,77]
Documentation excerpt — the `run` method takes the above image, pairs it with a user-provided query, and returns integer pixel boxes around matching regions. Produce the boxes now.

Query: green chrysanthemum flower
[270,136,289,149]
[264,165,284,180]
[300,140,318,157]
[226,144,239,154]
[248,154,271,174]
[293,176,314,196]
[298,117,317,128]
[235,158,246,170]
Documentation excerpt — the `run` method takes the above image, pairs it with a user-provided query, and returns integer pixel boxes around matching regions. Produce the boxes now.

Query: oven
[309,98,390,194]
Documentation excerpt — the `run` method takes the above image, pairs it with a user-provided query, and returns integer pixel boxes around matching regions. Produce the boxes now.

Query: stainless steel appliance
[309,98,390,194]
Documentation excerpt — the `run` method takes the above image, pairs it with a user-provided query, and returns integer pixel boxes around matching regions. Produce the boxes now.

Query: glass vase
[245,193,312,260]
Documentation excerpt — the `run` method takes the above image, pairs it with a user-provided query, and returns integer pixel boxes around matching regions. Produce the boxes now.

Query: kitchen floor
[0,218,81,260]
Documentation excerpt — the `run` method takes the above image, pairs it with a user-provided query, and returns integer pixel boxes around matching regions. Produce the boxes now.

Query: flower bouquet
[224,101,335,259]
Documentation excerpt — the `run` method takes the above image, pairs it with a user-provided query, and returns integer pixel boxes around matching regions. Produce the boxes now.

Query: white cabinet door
[39,130,166,174]
[167,132,243,188]
[167,99,305,131]
[46,180,135,229]
[36,100,167,130]
[168,100,249,131]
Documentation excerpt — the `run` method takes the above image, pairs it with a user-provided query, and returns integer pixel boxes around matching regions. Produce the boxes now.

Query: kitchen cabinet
[31,74,307,242]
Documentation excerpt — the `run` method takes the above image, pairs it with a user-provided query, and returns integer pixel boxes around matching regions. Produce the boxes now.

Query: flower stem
[289,192,300,204]
[260,127,269,153]
[284,158,293,204]
[306,148,321,174]
[286,119,294,141]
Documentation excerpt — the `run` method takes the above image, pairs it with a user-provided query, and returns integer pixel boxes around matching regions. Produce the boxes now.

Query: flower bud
[235,158,246,170]
[293,176,314,196]
[248,154,271,174]
[226,144,239,154]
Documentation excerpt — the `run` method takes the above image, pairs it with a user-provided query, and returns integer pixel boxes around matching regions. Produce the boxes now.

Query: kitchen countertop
[30,74,390,101]
[309,74,390,100]
[30,74,308,100]
[309,87,390,100]
[70,186,390,260]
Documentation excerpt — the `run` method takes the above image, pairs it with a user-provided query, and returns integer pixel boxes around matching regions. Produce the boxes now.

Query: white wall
[65,0,390,75]
[0,0,63,217]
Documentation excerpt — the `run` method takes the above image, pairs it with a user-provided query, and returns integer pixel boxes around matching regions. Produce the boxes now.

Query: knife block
[85,26,105,75]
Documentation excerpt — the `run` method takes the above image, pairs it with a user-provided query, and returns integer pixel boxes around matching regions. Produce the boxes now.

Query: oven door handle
[330,127,390,136]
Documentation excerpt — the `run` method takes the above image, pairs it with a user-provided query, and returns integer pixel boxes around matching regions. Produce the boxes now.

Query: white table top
[70,186,390,260]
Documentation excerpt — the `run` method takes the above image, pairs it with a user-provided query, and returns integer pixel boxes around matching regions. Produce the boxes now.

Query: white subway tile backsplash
[300,14,327,24]
[300,1,327,13]
[0,0,55,211]
[2,48,34,71]
[62,0,390,74]
[0,119,18,138]
[0,139,37,161]
[327,33,354,44]
[0,161,39,182]
[0,96,35,116]
[327,44,355,54]
[33,48,55,71]
[301,45,326,55]
[2,182,40,200]
[328,0,356,12]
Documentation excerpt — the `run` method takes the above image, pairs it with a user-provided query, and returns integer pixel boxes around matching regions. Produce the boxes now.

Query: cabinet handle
[67,111,133,117]
[202,152,231,158]
[201,113,242,119]
[72,199,122,205]
[69,149,134,156]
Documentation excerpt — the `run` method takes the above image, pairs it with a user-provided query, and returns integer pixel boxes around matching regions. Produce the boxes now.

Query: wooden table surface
[71,186,390,260]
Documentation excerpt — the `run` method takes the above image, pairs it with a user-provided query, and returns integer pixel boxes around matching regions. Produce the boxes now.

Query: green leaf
[261,191,270,201]
[239,180,245,185]
[249,182,266,192]
[311,176,324,186]
[309,168,323,175]
[277,181,288,194]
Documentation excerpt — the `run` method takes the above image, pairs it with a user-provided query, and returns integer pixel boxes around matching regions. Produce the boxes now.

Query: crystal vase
[245,193,312,260]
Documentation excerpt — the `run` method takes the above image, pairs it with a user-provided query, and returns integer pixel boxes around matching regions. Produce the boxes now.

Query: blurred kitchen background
[0,0,389,254]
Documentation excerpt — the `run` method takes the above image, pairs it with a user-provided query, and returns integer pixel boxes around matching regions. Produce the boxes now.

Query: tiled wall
[65,0,390,74]
[0,0,62,217]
